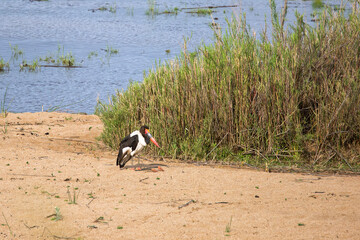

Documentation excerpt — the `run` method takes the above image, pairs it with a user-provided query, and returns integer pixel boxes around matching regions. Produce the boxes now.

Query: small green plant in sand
[94,216,108,224]
[50,207,63,222]
[225,216,232,236]
[67,187,80,204]
[1,86,11,118]
[87,192,95,198]
[1,121,7,134]
[1,212,14,237]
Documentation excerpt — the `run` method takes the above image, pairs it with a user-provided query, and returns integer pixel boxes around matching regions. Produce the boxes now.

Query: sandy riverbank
[0,112,359,239]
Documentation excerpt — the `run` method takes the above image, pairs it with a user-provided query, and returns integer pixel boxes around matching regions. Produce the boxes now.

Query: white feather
[129,130,147,156]
[121,147,132,162]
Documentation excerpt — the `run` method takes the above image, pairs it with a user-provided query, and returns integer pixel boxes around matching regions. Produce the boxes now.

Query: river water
[0,0,349,113]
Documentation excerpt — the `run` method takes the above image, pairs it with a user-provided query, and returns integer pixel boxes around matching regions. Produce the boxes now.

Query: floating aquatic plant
[0,58,10,72]
[146,0,159,16]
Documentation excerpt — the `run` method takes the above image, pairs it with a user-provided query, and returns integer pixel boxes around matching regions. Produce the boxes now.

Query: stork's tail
[116,148,123,167]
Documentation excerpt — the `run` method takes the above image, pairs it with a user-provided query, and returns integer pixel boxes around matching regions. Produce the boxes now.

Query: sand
[0,112,359,239]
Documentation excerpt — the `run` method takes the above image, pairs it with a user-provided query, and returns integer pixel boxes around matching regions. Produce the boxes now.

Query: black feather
[116,134,139,168]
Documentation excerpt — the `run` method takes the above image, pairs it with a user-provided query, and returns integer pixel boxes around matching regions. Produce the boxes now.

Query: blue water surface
[0,0,350,113]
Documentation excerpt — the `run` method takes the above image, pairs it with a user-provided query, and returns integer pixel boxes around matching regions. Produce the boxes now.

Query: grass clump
[146,0,159,16]
[0,58,9,72]
[96,1,360,171]
[42,45,76,66]
[51,207,63,222]
[20,59,40,71]
[187,8,214,15]
[18,45,77,69]
[105,45,119,55]
[10,44,23,61]
[162,7,180,15]
[97,3,117,13]
[312,0,324,9]
[88,51,98,59]
[67,187,79,204]
[57,46,75,66]
[225,216,232,236]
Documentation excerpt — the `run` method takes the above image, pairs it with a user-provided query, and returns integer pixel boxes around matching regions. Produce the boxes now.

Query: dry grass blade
[2,212,14,238]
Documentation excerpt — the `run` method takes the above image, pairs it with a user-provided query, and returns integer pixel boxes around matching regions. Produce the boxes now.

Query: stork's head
[140,125,160,148]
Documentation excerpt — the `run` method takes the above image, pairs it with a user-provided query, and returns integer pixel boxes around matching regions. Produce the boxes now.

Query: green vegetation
[17,45,76,70]
[97,3,117,13]
[38,45,76,66]
[97,2,360,171]
[105,45,119,55]
[51,207,63,222]
[146,0,159,16]
[67,187,79,204]
[312,0,324,9]
[109,3,117,13]
[10,44,23,60]
[20,59,40,71]
[225,216,232,236]
[187,8,214,15]
[162,7,180,15]
[88,51,98,59]
[0,58,9,72]
[57,46,75,66]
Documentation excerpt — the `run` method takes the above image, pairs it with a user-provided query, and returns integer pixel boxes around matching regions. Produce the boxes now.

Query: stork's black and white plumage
[116,125,160,169]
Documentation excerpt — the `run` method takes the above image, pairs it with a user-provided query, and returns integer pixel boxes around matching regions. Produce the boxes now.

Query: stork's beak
[145,129,160,148]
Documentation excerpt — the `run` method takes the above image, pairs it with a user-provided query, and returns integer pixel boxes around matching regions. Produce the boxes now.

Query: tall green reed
[96,1,360,169]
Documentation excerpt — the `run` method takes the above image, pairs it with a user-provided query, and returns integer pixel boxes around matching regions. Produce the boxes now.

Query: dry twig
[178,199,195,209]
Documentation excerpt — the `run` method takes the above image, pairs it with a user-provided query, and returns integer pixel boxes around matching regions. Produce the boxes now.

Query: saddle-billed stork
[116,125,160,169]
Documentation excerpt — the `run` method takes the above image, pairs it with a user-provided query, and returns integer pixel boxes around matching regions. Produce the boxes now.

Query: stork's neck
[143,133,150,145]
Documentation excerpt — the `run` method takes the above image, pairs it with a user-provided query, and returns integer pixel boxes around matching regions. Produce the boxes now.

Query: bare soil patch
[0,112,359,239]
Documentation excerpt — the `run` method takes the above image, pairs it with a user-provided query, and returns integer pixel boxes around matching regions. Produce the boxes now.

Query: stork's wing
[120,134,131,145]
[119,135,139,151]
[117,135,139,167]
